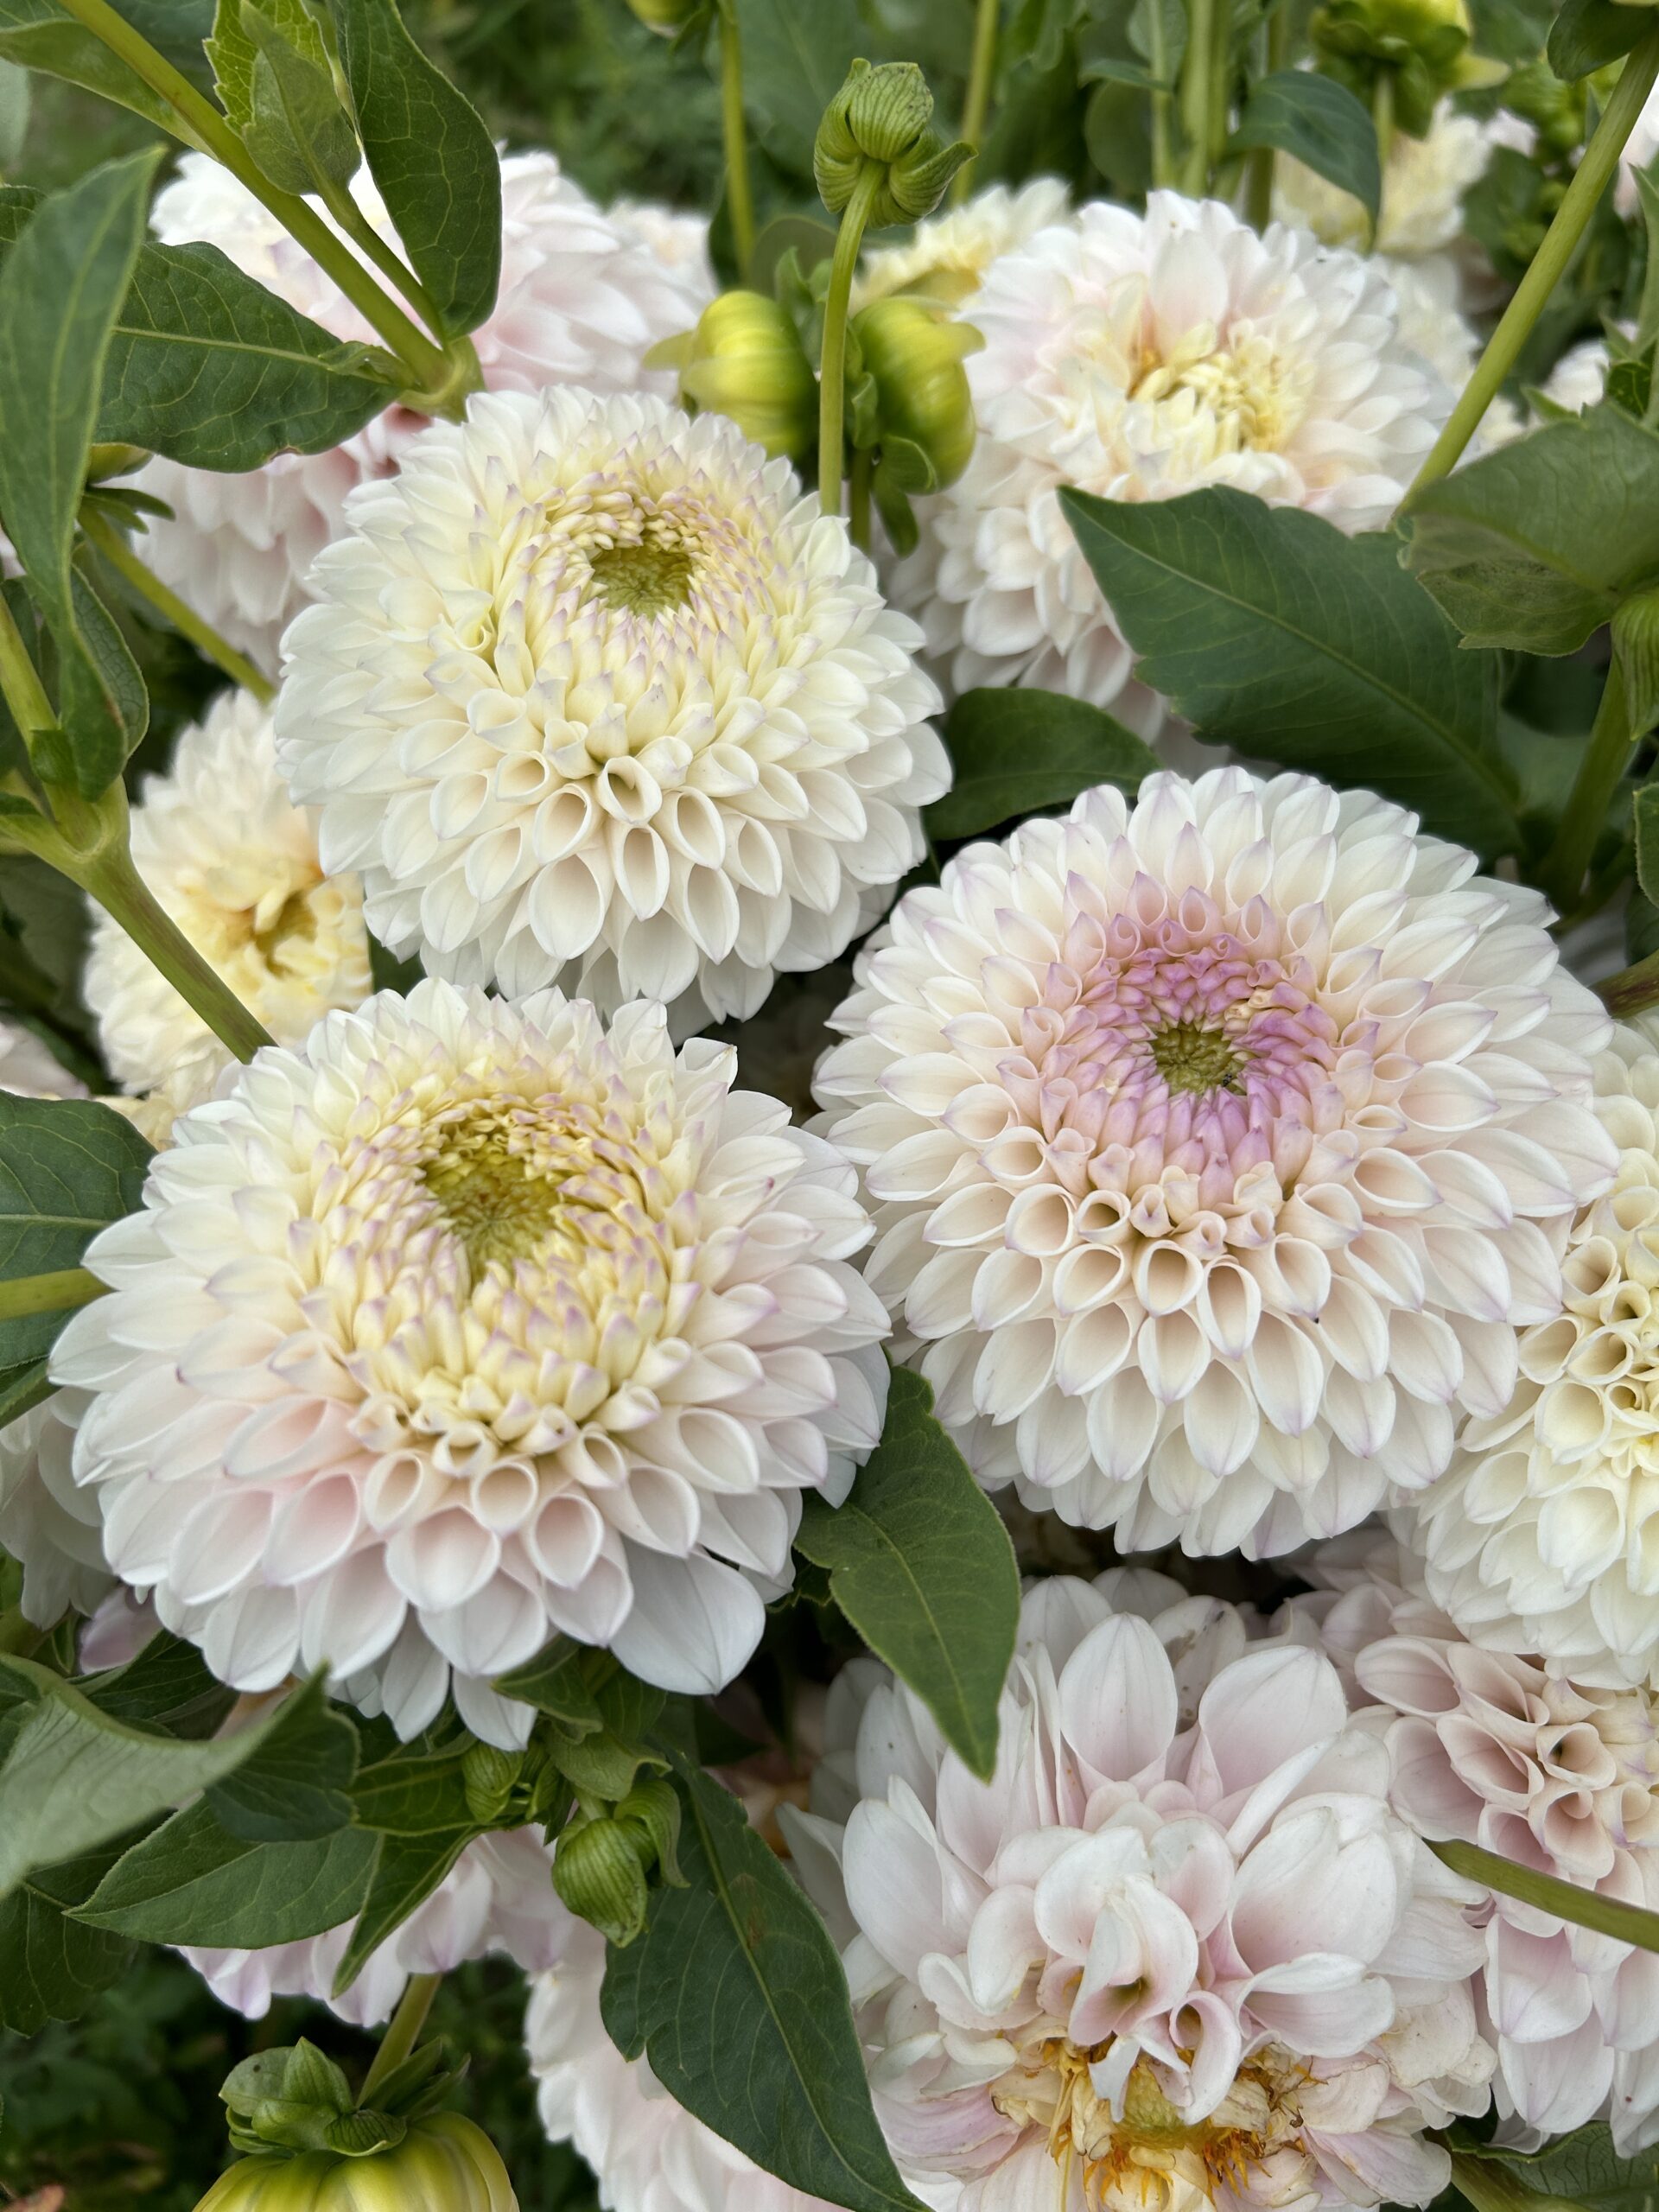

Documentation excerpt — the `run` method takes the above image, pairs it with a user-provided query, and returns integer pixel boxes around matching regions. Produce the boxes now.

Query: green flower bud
[814,60,973,228]
[672,291,817,460]
[851,298,981,490]
[623,0,702,33]
[551,1812,652,1946]
[194,2117,517,2212]
[1311,0,1503,133]
[85,442,150,482]
[1501,60,1586,160]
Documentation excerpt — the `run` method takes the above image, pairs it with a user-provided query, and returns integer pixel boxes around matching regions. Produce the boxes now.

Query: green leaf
[794,1368,1017,1781]
[1547,0,1646,79]
[205,1675,360,1841]
[100,238,397,470]
[1230,70,1381,227]
[1633,168,1659,357]
[1447,2124,1659,2212]
[0,1357,51,1426]
[732,0,861,175]
[930,687,1157,842]
[0,1095,152,1367]
[326,0,500,337]
[602,1763,926,2212]
[1403,408,1659,653]
[0,0,207,136]
[0,1840,135,2034]
[0,152,156,795]
[79,1630,237,1741]
[367,930,423,992]
[493,1637,607,1734]
[73,1797,378,1943]
[332,1826,475,1995]
[0,180,38,246]
[349,1746,476,1835]
[0,57,29,167]
[242,3,363,198]
[1060,486,1518,858]
[1433,1837,1659,1952]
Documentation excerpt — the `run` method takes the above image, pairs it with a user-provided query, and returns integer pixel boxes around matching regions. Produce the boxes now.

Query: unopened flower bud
[671,291,817,460]
[851,297,981,489]
[1311,0,1502,132]
[85,443,149,482]
[815,60,973,228]
[194,2115,518,2212]
[552,1811,652,1946]
[623,0,702,32]
[462,1741,526,1826]
[1615,586,1659,741]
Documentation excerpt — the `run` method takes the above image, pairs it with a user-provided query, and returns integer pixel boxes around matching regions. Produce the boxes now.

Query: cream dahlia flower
[84,687,371,1121]
[276,390,947,1023]
[813,767,1616,1556]
[185,1827,565,2027]
[1408,1026,1659,1690]
[1540,337,1611,415]
[853,176,1071,309]
[1274,102,1494,259]
[891,194,1452,723]
[135,151,714,669]
[0,1016,86,1099]
[49,981,889,1742]
[1307,1531,1659,2151]
[779,1576,1495,2212]
[0,1394,111,1627]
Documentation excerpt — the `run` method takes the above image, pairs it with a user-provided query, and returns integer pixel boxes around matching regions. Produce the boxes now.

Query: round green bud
[194,2117,518,2212]
[622,0,702,33]
[676,291,817,461]
[851,297,980,489]
[814,60,973,227]
[551,1812,652,1946]
[85,442,150,482]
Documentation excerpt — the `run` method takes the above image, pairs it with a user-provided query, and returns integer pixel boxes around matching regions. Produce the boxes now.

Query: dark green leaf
[0,1357,51,1427]
[1447,2124,1659,2212]
[1230,71,1380,226]
[733,0,862,175]
[0,56,28,167]
[1404,407,1659,653]
[0,1094,151,1367]
[204,1675,359,1841]
[930,687,1157,841]
[210,0,359,196]
[1547,0,1645,79]
[367,931,423,992]
[1060,486,1518,858]
[349,1747,476,1835]
[0,1840,134,2034]
[795,1368,1017,1780]
[79,1630,237,1741]
[327,0,500,336]
[73,1797,378,1943]
[493,1637,607,1734]
[333,1827,475,1994]
[0,181,39,246]
[602,1763,925,2212]
[0,0,210,134]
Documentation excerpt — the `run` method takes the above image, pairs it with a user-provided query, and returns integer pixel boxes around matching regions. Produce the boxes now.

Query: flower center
[418,1098,649,1277]
[586,536,697,616]
[1130,323,1313,454]
[1147,1019,1245,1097]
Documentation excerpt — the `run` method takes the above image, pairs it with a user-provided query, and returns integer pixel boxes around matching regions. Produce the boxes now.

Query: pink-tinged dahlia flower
[0,1394,111,1629]
[50,981,889,1744]
[779,1577,1495,2212]
[813,768,1615,1557]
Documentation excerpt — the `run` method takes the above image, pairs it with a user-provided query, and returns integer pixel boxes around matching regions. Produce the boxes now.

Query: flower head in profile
[52,981,890,1744]
[85,687,372,1130]
[814,767,1614,1557]
[276,390,947,1023]
[890,194,1452,730]
[0,1395,111,1630]
[780,1576,1495,2212]
[134,150,715,667]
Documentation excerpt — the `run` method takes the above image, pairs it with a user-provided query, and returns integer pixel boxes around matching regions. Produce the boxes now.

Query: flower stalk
[817,161,886,515]
[1432,1836,1659,1953]
[0,1267,105,1323]
[716,1,756,277]
[359,1974,442,2106]
[1181,0,1217,193]
[79,507,276,703]
[1540,660,1630,915]
[1245,0,1291,221]
[952,0,1001,204]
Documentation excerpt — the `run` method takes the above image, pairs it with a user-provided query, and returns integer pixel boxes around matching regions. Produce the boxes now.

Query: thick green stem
[1244,1,1289,225]
[1541,661,1630,914]
[1595,945,1659,1018]
[951,0,1001,204]
[849,447,873,551]
[1180,0,1217,194]
[359,1972,442,2105]
[80,508,276,703]
[1371,68,1395,175]
[78,835,273,1064]
[1433,1837,1659,1952]
[0,1268,105,1323]
[818,163,885,518]
[1206,0,1231,175]
[54,0,461,402]
[718,3,756,279]
[0,589,56,753]
[1405,25,1659,500]
[318,177,446,339]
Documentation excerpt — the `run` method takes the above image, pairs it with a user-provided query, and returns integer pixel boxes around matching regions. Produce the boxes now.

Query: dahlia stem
[1594,945,1659,1018]
[0,1268,105,1323]
[1206,0,1231,176]
[951,0,1000,205]
[1404,24,1659,500]
[1150,0,1177,193]
[717,2,756,279]
[79,508,276,704]
[51,0,467,409]
[0,587,57,759]
[1371,70,1395,174]
[1180,0,1216,194]
[1243,0,1289,224]
[359,1972,442,2104]
[818,162,886,518]
[849,447,873,550]
[1432,1838,1659,1953]
[1540,660,1630,915]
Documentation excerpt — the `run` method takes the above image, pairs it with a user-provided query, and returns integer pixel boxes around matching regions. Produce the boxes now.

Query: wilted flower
[890,194,1452,730]
[1274,99,1496,257]
[134,151,714,667]
[779,1577,1495,2212]
[814,768,1614,1556]
[50,981,890,1741]
[276,391,947,1022]
[852,176,1071,310]
[84,687,372,1123]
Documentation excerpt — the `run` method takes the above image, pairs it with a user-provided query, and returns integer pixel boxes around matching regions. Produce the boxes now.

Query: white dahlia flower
[49,981,889,1743]
[276,390,947,1023]
[0,1016,86,1099]
[1377,259,1521,449]
[84,687,372,1120]
[1620,85,1659,216]
[1306,1530,1659,2152]
[891,194,1452,724]
[0,1394,111,1627]
[1540,337,1612,415]
[1408,1025,1659,1690]
[813,767,1615,1556]
[1274,102,1494,260]
[853,177,1072,309]
[779,1576,1495,2212]
[135,151,714,669]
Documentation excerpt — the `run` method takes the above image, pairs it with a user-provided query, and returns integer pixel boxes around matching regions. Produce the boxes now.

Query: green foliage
[204,1676,360,1843]
[76,1801,378,1944]
[1547,0,1648,81]
[0,1840,135,2036]
[209,0,360,196]
[0,1093,151,1365]
[734,0,863,175]
[1230,70,1380,226]
[0,0,208,138]
[1634,782,1659,903]
[1447,2123,1659,2212]
[930,686,1159,841]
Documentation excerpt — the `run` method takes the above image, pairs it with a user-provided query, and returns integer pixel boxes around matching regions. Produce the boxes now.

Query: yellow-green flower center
[1148,1020,1246,1096]
[586,537,697,616]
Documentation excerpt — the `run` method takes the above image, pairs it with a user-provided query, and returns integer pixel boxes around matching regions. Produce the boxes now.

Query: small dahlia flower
[0,1395,111,1628]
[50,982,889,1741]
[891,194,1452,724]
[853,176,1071,309]
[1408,1026,1659,1691]
[1308,1531,1659,2151]
[814,768,1615,1556]
[779,1578,1495,2212]
[85,687,372,1121]
[1274,101,1494,259]
[135,151,714,668]
[276,390,947,1022]
[185,1827,564,2026]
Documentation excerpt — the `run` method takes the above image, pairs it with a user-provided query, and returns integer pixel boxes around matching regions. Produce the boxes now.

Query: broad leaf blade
[332,1826,474,1993]
[0,1094,151,1366]
[1230,71,1380,226]
[1636,785,1659,907]
[204,1674,359,1840]
[1060,486,1518,857]
[73,1797,378,1943]
[1449,2123,1659,2212]
[795,1370,1017,1780]
[0,1840,135,2033]
[732,0,861,175]
[601,1763,926,2212]
[0,0,211,135]
[931,688,1158,842]
[1548,0,1646,79]
[80,1630,236,1740]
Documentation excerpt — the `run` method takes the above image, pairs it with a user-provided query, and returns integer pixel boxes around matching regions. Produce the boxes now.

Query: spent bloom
[276,390,947,1023]
[135,150,714,668]
[888,194,1452,728]
[814,767,1615,1557]
[780,1576,1495,2212]
[50,982,889,1744]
